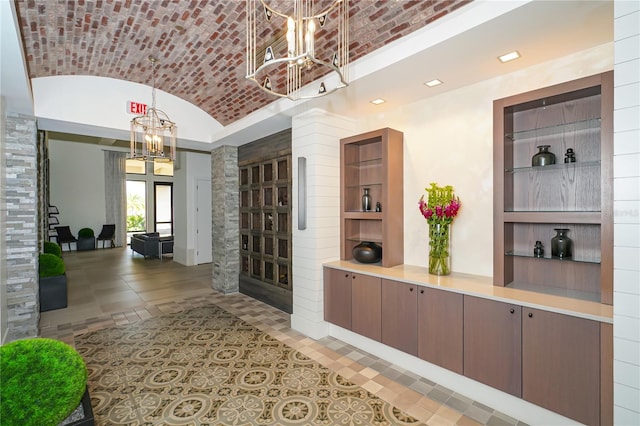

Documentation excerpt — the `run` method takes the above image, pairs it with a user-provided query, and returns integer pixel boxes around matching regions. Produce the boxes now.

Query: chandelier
[246,0,349,100]
[130,56,176,162]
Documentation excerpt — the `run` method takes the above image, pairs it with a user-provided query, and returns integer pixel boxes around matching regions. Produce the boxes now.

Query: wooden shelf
[340,128,403,267]
[493,71,613,305]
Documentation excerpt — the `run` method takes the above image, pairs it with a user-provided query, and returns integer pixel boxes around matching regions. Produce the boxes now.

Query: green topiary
[0,338,88,426]
[39,253,65,278]
[43,241,62,258]
[78,227,94,238]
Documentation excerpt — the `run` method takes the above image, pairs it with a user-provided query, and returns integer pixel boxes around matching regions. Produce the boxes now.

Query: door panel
[463,296,522,397]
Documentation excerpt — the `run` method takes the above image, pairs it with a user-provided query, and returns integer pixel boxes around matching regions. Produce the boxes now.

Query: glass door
[154,182,173,236]
[126,180,146,244]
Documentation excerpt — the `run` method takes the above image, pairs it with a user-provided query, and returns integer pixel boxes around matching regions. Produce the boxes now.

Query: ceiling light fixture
[130,56,176,162]
[498,51,521,63]
[424,79,443,87]
[370,98,385,105]
[246,0,349,100]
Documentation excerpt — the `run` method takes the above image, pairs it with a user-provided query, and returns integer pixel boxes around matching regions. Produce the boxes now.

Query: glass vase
[428,223,451,275]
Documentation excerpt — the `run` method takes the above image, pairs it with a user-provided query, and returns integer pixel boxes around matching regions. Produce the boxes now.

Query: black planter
[61,387,95,426]
[39,274,68,312]
[77,237,95,251]
[352,241,382,264]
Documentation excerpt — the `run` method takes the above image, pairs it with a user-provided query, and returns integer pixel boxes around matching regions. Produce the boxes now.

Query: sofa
[131,233,174,259]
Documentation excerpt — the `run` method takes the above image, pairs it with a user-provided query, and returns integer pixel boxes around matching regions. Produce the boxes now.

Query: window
[126,159,146,175]
[154,182,173,236]
[153,159,174,176]
[126,180,146,239]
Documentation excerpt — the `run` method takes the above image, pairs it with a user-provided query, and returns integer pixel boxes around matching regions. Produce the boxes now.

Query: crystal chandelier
[130,56,176,162]
[246,0,349,100]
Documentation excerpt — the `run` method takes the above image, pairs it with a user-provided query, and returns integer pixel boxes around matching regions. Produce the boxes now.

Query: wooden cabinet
[323,267,380,340]
[340,128,404,267]
[464,295,604,425]
[463,296,522,397]
[323,268,352,330]
[351,273,382,341]
[418,287,463,374]
[381,279,417,355]
[493,72,613,304]
[522,307,600,425]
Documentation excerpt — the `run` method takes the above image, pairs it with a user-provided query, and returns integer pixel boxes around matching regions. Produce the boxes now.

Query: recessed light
[498,51,521,63]
[424,79,443,87]
[370,98,385,105]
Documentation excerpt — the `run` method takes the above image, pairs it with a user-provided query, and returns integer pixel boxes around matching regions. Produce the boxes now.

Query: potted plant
[44,240,62,257]
[0,338,94,426]
[39,252,67,312]
[76,227,95,251]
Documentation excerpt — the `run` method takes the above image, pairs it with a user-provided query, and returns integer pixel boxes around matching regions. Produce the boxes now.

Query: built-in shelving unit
[340,128,403,267]
[493,71,613,304]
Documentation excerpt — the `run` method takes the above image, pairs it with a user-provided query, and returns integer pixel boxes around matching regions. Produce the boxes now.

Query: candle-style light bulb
[287,17,295,56]
[305,19,315,56]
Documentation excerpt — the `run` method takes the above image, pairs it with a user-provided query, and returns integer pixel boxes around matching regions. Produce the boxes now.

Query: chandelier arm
[257,0,343,21]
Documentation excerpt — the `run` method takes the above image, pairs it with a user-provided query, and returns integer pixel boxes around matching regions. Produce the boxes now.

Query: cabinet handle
[528,312,533,318]
[420,289,424,294]
[410,288,413,292]
[345,274,349,278]
[509,308,515,314]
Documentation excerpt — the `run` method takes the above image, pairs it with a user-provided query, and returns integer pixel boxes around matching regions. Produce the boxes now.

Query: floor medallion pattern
[76,304,424,425]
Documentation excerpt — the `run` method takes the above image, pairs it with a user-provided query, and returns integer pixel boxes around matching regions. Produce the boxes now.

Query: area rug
[75,304,424,425]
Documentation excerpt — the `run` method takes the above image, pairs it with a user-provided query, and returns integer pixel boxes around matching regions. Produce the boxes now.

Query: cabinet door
[351,273,381,341]
[381,279,417,355]
[464,296,522,397]
[418,288,463,374]
[323,268,351,330]
[523,308,600,425]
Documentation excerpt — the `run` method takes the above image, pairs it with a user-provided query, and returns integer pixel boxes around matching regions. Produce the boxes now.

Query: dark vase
[362,188,372,211]
[532,145,556,167]
[551,228,572,259]
[564,148,576,163]
[352,241,382,263]
[533,240,544,258]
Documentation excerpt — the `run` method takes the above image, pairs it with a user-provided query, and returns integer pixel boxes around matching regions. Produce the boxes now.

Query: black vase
[551,228,572,259]
[352,241,382,263]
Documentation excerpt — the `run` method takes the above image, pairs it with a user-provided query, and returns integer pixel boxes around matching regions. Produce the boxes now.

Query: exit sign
[127,101,147,115]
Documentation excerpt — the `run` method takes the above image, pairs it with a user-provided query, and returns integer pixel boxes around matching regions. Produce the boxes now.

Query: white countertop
[324,260,613,323]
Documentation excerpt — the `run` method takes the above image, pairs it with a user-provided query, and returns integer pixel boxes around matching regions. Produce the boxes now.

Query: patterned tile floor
[39,248,526,426]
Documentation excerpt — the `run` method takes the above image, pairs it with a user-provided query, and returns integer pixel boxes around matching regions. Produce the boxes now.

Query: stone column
[211,145,239,294]
[2,113,39,341]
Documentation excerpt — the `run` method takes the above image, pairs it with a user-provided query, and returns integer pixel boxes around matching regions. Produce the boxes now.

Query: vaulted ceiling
[14,0,471,127]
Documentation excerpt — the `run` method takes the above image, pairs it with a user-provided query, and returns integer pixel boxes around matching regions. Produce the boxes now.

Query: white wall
[360,43,614,276]
[613,1,640,423]
[172,151,212,266]
[49,140,111,245]
[33,76,221,147]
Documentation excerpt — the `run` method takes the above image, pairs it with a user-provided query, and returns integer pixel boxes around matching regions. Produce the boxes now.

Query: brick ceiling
[15,0,471,127]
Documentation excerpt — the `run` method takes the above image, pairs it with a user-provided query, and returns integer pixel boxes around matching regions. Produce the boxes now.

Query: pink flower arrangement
[418,183,461,226]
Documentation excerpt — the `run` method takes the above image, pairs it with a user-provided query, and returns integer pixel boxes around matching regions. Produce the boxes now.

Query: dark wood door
[323,268,352,330]
[351,273,381,341]
[381,279,417,355]
[418,287,463,374]
[522,307,600,425]
[463,296,522,397]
